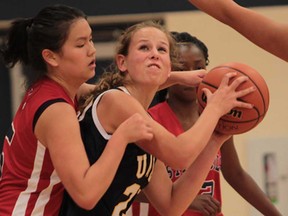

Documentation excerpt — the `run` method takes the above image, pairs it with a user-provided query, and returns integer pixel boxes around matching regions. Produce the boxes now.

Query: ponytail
[1,18,33,67]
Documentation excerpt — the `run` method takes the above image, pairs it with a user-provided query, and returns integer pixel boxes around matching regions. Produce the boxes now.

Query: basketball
[197,62,270,135]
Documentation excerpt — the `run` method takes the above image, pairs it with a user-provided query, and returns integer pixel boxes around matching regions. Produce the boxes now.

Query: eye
[89,34,95,43]
[76,44,85,48]
[139,45,149,51]
[196,66,205,70]
[194,61,206,70]
[158,46,167,53]
[196,64,206,70]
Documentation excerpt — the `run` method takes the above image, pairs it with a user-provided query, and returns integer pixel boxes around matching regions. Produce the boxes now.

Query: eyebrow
[138,39,169,46]
[75,32,93,41]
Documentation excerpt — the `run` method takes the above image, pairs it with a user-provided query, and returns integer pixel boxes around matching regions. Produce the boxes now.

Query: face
[54,18,96,86]
[169,44,206,102]
[117,27,172,88]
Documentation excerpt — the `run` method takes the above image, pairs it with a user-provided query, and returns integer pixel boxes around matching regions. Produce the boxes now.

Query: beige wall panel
[165,6,288,215]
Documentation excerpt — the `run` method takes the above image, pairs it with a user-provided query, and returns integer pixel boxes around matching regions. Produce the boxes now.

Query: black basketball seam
[201,81,218,89]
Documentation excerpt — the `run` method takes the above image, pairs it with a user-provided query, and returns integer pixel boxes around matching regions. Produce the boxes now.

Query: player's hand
[189,194,221,216]
[203,72,255,117]
[119,113,154,143]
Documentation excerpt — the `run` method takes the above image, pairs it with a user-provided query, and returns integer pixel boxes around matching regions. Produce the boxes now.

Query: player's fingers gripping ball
[197,62,269,135]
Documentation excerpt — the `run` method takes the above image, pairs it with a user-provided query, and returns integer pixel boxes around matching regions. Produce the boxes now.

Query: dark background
[0,0,287,147]
[0,0,287,20]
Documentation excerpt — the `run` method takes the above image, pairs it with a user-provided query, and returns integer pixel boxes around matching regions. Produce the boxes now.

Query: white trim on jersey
[78,100,93,121]
[126,203,149,216]
[91,89,120,140]
[31,169,61,215]
[12,141,46,215]
[139,203,149,216]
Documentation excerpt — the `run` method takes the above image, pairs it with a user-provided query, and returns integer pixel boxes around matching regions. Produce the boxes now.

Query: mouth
[148,63,160,69]
[89,59,96,68]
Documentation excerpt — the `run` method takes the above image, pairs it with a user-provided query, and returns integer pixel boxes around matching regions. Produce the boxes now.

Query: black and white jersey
[60,88,156,216]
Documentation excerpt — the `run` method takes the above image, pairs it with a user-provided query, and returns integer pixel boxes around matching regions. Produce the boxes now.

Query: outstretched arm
[143,132,229,216]
[188,0,288,62]
[221,137,282,216]
[77,69,206,99]
[159,69,206,90]
[100,73,254,169]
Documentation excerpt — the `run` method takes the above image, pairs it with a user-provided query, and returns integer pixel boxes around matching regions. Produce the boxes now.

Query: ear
[116,54,127,72]
[42,49,58,67]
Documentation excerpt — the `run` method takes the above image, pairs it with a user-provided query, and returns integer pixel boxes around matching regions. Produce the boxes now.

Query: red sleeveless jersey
[131,101,223,216]
[0,77,76,216]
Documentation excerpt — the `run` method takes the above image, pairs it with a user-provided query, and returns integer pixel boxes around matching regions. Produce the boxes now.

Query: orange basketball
[197,62,269,135]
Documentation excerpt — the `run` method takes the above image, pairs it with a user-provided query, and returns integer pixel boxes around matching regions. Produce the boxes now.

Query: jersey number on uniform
[112,154,154,215]
[201,180,215,196]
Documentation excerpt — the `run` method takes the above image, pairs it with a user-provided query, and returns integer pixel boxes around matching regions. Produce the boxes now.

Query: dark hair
[0,4,87,87]
[171,31,209,66]
[80,20,178,110]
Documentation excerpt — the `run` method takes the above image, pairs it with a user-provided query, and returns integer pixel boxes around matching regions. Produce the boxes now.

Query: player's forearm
[153,106,220,169]
[227,172,282,216]
[158,139,222,216]
[159,70,205,90]
[188,0,234,23]
[189,0,288,62]
[68,133,128,210]
[188,0,264,36]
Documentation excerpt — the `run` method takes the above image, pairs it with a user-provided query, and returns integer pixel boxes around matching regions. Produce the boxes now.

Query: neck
[124,85,158,110]
[167,97,199,130]
[47,74,79,102]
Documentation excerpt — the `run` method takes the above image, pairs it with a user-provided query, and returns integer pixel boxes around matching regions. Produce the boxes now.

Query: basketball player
[59,21,255,215]
[188,0,288,62]
[0,5,154,215]
[131,32,281,216]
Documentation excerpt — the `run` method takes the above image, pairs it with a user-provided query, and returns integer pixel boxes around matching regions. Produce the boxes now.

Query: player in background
[188,0,288,62]
[130,31,281,216]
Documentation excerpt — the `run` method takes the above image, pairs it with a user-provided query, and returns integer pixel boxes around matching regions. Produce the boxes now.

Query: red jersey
[131,101,223,216]
[0,77,76,216]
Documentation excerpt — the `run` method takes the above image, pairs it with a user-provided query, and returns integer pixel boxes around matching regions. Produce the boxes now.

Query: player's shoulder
[100,88,139,108]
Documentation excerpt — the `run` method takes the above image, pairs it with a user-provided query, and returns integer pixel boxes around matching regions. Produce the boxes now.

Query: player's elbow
[222,167,246,184]
[157,207,183,216]
[166,156,191,170]
[176,159,190,170]
[71,193,100,210]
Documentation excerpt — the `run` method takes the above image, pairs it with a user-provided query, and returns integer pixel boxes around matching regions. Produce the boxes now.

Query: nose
[150,48,159,60]
[89,42,96,57]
